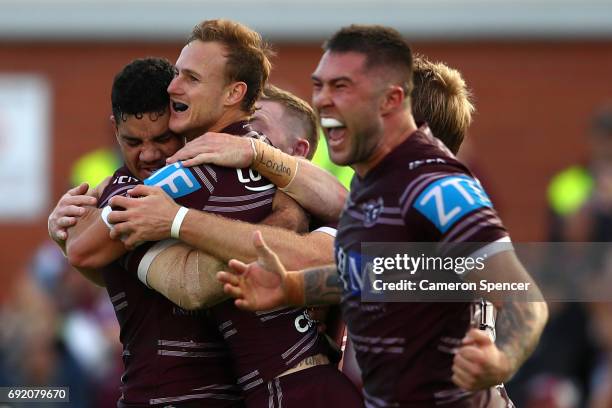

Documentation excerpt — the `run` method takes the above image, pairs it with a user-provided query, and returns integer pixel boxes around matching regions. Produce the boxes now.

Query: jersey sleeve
[399,168,509,248]
[143,161,217,209]
[97,167,141,209]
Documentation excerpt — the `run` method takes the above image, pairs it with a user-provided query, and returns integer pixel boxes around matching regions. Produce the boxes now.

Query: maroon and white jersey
[98,168,242,408]
[213,220,336,399]
[335,125,509,407]
[130,121,330,400]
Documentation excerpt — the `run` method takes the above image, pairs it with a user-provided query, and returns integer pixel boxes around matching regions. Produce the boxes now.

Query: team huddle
[48,19,548,408]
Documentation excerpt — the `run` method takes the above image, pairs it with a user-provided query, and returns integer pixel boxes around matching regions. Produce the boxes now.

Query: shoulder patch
[144,162,201,199]
[413,175,492,233]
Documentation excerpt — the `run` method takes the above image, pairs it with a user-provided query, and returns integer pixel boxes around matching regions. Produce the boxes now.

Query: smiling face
[113,111,183,179]
[311,51,386,168]
[167,40,230,140]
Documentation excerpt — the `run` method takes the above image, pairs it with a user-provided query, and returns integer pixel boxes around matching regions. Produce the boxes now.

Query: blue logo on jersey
[144,162,201,199]
[413,175,492,233]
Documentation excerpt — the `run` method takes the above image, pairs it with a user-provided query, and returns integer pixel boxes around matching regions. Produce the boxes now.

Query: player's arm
[261,190,310,233]
[452,250,548,391]
[108,185,335,270]
[48,182,97,253]
[217,231,342,311]
[166,132,348,222]
[65,207,126,270]
[64,176,128,271]
[48,180,112,286]
[400,171,548,390]
[131,240,228,310]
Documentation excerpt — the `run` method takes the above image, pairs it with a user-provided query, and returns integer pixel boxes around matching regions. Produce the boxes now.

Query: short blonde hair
[412,56,475,154]
[189,19,274,114]
[261,85,319,160]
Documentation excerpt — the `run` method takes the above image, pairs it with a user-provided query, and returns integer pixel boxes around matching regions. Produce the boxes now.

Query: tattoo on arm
[303,265,342,305]
[495,301,546,374]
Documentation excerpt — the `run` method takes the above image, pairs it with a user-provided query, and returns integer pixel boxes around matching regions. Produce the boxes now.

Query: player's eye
[155,134,172,143]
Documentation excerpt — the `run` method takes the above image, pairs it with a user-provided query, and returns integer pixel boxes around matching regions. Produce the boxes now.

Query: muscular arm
[253,155,347,224]
[109,185,335,270]
[474,251,548,378]
[179,212,331,269]
[301,264,343,306]
[453,249,549,389]
[166,133,348,222]
[48,180,114,286]
[65,207,126,270]
[217,233,342,311]
[142,241,228,310]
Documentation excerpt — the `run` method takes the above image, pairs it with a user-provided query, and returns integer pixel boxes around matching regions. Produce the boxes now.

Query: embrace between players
[48,19,548,408]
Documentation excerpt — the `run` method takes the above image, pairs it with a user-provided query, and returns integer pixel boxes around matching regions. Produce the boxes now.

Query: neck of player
[353,112,418,178]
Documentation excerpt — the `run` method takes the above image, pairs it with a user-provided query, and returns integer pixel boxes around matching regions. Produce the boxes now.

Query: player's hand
[217,231,292,311]
[166,132,254,168]
[107,185,180,249]
[48,182,97,242]
[451,328,512,391]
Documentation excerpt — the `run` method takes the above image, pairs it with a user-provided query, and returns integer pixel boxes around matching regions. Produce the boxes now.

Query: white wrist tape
[171,206,189,239]
[137,239,179,287]
[101,205,113,230]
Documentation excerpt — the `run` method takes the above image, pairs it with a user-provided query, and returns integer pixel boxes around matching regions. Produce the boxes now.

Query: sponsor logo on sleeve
[144,162,201,199]
[413,175,492,232]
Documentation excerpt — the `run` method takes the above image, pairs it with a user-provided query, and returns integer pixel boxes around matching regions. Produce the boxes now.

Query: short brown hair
[412,56,475,154]
[324,24,414,98]
[261,85,319,160]
[189,19,274,114]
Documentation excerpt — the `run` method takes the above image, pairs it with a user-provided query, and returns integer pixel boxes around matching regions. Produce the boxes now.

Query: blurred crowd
[1,105,612,407]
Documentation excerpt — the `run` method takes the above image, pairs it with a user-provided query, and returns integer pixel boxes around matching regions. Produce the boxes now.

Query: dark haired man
[218,24,548,407]
[105,82,362,407]
[48,57,243,407]
[52,19,361,407]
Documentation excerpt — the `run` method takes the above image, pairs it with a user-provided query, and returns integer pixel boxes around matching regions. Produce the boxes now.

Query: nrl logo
[362,197,384,227]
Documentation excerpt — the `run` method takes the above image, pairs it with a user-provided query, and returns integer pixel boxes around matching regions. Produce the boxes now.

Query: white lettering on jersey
[235,169,274,192]
[294,312,313,333]
[155,167,194,194]
[419,185,461,228]
[441,178,475,205]
[113,175,139,184]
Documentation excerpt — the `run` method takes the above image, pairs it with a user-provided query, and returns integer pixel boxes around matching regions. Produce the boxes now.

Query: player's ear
[292,138,310,158]
[110,115,119,137]
[225,82,248,107]
[380,85,405,115]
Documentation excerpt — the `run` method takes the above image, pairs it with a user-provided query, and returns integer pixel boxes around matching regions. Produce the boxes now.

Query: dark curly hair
[111,57,174,123]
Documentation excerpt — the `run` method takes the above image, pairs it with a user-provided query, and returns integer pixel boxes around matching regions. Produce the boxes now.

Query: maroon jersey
[130,121,330,401]
[98,168,241,407]
[335,125,510,407]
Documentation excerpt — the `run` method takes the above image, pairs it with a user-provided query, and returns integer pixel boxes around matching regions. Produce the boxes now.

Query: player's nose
[312,85,332,111]
[167,76,182,95]
[139,146,162,163]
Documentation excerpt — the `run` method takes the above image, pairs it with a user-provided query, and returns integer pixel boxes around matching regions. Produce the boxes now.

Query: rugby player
[50,57,243,407]
[51,19,362,407]
[107,83,363,406]
[217,25,549,407]
[51,20,285,407]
